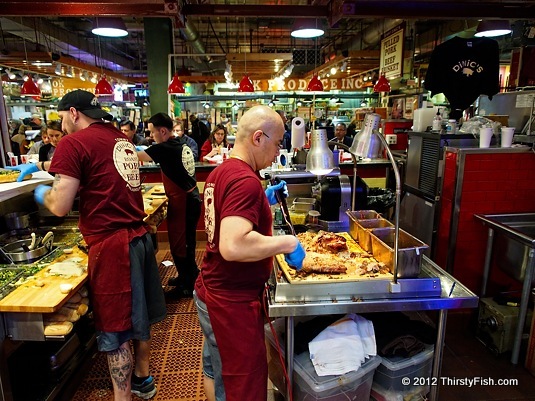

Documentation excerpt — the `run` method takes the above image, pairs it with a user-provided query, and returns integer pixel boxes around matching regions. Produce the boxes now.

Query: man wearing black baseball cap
[29,89,166,400]
[57,89,113,121]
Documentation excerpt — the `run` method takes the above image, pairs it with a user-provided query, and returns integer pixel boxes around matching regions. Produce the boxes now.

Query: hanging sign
[51,78,95,98]
[254,77,372,92]
[379,23,405,80]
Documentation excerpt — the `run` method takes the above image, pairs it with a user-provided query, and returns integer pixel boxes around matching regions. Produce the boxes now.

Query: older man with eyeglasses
[193,105,305,401]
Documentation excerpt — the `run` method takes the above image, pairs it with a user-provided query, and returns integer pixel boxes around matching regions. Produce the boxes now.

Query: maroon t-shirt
[197,158,273,298]
[50,122,146,237]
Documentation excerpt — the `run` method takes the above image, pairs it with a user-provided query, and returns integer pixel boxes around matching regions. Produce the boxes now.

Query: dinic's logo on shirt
[204,184,216,246]
[452,60,483,77]
[182,145,195,177]
[113,139,141,191]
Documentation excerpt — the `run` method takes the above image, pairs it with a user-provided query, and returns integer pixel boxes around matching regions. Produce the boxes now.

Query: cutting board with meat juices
[276,232,393,284]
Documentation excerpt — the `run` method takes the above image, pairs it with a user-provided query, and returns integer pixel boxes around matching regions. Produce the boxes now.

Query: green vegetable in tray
[0,269,19,284]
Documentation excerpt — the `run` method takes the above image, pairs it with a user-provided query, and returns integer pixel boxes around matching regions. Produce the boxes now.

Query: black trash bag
[367,187,395,214]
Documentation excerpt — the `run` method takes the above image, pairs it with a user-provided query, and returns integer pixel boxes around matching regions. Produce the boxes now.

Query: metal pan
[2,234,54,264]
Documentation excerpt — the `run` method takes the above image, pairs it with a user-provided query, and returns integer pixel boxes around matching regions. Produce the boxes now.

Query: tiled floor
[59,246,535,401]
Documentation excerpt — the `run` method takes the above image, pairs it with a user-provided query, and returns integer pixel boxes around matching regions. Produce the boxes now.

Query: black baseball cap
[57,90,113,121]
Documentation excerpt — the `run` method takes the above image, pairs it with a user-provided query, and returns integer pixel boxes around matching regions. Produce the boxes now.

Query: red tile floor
[56,245,535,401]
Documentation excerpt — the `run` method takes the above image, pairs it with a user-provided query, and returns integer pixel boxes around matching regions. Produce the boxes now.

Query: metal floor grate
[69,248,208,401]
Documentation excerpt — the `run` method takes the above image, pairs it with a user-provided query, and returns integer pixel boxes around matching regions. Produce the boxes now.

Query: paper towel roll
[291,117,306,149]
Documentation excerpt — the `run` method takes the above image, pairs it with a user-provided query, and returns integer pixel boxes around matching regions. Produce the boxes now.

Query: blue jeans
[194,291,226,401]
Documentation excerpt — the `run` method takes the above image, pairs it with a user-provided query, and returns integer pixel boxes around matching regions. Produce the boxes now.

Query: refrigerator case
[400,132,478,257]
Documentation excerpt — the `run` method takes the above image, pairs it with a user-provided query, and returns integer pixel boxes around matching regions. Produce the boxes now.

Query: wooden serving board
[276,232,393,285]
[0,246,88,313]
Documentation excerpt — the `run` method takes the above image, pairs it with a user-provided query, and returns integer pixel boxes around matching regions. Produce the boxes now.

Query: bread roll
[77,303,89,316]
[44,321,73,336]
[66,292,82,304]
[78,286,89,298]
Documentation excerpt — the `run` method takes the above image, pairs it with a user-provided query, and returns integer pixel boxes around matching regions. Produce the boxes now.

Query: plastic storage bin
[373,344,434,393]
[265,320,381,401]
[370,382,429,401]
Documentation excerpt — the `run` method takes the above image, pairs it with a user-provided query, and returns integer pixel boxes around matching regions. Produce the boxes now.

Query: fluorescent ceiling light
[474,20,511,37]
[32,61,53,66]
[92,17,128,38]
[291,19,324,39]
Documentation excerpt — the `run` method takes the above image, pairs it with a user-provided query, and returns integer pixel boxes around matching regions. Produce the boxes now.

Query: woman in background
[200,124,229,161]
[39,120,64,161]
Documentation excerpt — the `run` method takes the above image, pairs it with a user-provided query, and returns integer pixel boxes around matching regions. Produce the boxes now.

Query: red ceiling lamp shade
[20,74,41,97]
[306,73,324,91]
[373,72,391,93]
[168,73,186,94]
[95,74,114,96]
[238,74,254,92]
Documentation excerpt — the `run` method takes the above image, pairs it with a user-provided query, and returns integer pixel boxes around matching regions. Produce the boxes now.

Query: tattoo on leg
[107,347,132,392]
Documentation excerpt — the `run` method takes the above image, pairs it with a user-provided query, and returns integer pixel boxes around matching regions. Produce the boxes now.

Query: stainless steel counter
[267,256,478,401]
[475,213,535,365]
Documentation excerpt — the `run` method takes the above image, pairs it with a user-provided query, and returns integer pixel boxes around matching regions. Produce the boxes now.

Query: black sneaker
[167,285,194,299]
[131,375,157,399]
[167,276,181,287]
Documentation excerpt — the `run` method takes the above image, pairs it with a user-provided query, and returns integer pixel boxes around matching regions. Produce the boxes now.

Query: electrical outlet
[386,134,397,145]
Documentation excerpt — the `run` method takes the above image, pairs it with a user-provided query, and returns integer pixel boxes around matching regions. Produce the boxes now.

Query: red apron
[85,225,147,332]
[162,172,187,258]
[201,275,268,401]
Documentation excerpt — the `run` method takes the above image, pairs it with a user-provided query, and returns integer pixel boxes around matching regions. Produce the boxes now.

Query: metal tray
[348,215,394,253]
[292,197,316,213]
[0,267,24,300]
[370,227,429,278]
[347,210,382,221]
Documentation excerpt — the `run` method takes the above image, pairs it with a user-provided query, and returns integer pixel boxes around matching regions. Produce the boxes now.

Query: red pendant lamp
[20,74,41,97]
[373,72,391,93]
[168,72,185,94]
[238,74,254,92]
[306,73,324,91]
[95,74,114,96]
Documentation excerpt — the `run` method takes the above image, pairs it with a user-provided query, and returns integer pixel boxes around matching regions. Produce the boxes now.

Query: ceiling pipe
[179,19,211,63]
[338,19,404,52]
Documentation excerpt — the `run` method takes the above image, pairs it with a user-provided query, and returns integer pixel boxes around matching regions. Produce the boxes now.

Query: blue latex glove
[34,184,52,205]
[5,163,39,182]
[284,241,306,271]
[136,145,148,151]
[265,180,288,206]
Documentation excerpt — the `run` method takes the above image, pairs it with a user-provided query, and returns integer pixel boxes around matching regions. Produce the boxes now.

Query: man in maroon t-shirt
[194,105,305,401]
[26,90,166,400]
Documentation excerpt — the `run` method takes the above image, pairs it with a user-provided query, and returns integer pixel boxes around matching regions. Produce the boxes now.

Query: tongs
[270,177,296,236]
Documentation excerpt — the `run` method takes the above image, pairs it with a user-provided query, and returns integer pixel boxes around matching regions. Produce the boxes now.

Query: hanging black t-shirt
[424,36,500,113]
[145,137,197,193]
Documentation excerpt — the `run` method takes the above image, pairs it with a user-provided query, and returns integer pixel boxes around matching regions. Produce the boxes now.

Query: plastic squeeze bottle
[432,109,443,132]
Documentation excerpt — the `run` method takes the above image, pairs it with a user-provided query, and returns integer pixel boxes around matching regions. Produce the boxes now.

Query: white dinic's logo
[182,145,195,177]
[204,185,216,245]
[113,139,141,191]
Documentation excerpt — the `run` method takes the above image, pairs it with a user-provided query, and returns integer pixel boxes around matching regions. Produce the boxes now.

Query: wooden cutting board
[0,246,88,313]
[276,232,393,284]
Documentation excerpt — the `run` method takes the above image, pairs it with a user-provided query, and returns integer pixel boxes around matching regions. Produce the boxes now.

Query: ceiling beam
[339,0,534,19]
[0,0,170,16]
[0,51,139,83]
[181,4,329,18]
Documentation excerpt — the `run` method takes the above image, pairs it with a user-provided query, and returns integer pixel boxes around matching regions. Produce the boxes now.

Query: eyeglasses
[261,131,284,149]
